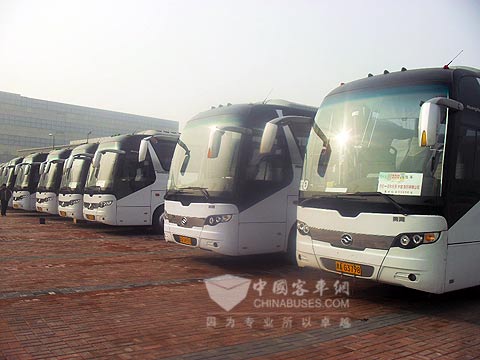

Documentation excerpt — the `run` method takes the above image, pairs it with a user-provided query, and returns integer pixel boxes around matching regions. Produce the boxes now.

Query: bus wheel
[152,206,165,235]
[285,225,297,265]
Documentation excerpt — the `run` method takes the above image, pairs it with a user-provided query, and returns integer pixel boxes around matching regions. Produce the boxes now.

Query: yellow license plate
[13,204,19,208]
[37,207,42,212]
[86,214,95,221]
[179,235,193,245]
[59,211,66,217]
[335,261,362,276]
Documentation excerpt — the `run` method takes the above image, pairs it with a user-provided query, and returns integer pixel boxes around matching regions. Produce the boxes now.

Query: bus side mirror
[418,103,441,147]
[45,162,51,173]
[207,128,224,159]
[65,157,74,170]
[25,165,30,175]
[418,97,464,147]
[259,122,278,155]
[317,144,331,177]
[92,152,101,168]
[39,162,46,174]
[138,139,149,163]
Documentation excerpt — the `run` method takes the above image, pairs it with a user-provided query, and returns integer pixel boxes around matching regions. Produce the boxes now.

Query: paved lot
[1,210,480,360]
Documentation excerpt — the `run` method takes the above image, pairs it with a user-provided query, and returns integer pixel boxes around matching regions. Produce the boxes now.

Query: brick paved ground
[1,210,480,359]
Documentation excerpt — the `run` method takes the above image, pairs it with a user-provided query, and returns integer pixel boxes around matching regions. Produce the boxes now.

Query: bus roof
[327,67,480,97]
[45,148,72,161]
[189,101,317,124]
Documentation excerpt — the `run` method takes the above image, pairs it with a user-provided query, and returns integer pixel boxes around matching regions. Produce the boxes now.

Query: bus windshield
[167,115,242,199]
[301,84,449,201]
[37,162,63,192]
[15,164,31,190]
[85,152,119,192]
[167,111,294,207]
[6,166,16,187]
[60,158,90,193]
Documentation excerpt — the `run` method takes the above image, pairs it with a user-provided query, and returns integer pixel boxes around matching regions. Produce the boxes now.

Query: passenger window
[455,127,480,182]
[455,76,480,186]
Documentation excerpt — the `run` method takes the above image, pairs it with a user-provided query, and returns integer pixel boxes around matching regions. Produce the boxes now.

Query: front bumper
[83,194,117,224]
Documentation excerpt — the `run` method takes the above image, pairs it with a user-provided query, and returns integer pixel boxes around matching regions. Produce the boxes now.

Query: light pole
[48,133,55,149]
[86,131,92,143]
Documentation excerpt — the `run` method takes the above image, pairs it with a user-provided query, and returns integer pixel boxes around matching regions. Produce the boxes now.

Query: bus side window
[455,128,480,181]
[455,77,480,185]
[447,76,480,225]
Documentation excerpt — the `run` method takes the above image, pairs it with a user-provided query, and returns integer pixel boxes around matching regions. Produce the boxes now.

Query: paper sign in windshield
[377,172,423,196]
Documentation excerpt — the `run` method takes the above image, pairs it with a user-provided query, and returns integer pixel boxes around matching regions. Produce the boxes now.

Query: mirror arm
[269,115,313,126]
[426,97,464,111]
[74,153,94,159]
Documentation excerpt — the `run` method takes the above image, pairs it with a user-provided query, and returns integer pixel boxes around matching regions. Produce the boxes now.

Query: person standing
[0,184,12,216]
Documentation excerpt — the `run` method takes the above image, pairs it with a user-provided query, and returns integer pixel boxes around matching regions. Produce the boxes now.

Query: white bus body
[83,131,178,232]
[36,149,72,214]
[12,153,48,211]
[164,101,316,256]
[297,67,480,294]
[58,143,99,220]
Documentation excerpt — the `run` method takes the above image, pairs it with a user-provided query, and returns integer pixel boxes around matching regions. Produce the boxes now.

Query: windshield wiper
[349,191,410,216]
[176,186,210,200]
[85,186,102,193]
[299,194,334,206]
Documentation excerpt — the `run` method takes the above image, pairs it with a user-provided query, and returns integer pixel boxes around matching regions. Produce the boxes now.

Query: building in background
[0,91,178,162]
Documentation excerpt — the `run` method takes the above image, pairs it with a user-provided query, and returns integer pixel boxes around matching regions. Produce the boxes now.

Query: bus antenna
[262,88,274,104]
[444,50,463,68]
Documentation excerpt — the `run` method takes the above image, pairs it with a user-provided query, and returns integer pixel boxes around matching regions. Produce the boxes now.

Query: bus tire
[152,205,165,235]
[286,224,297,265]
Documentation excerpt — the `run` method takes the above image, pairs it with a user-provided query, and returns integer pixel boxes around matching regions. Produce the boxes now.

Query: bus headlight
[98,200,114,208]
[399,235,410,247]
[393,232,440,249]
[205,214,232,226]
[297,221,310,236]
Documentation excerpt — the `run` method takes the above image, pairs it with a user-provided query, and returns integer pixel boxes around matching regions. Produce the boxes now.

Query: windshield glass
[85,152,119,191]
[168,115,243,198]
[37,162,63,192]
[60,157,90,193]
[15,164,31,190]
[301,84,449,201]
[6,167,16,187]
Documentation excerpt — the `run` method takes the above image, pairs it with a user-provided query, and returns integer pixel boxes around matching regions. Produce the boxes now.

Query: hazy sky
[0,0,479,128]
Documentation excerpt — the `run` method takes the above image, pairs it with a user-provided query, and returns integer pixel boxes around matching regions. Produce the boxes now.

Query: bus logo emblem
[341,234,353,246]
[180,217,188,226]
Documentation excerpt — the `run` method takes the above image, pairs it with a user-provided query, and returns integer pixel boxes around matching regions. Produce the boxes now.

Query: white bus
[83,131,178,232]
[164,100,317,257]
[58,143,99,220]
[0,157,23,207]
[296,66,480,294]
[13,152,49,210]
[36,148,72,214]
